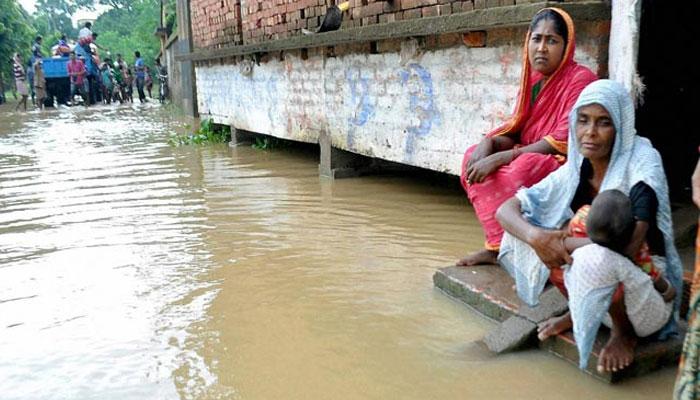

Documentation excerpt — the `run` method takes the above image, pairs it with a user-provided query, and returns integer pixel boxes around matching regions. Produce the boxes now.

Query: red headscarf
[487,7,598,154]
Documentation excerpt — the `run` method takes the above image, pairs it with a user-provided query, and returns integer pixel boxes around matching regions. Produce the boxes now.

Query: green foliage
[252,136,286,151]
[96,0,133,11]
[252,137,275,150]
[93,0,160,67]
[34,0,87,35]
[29,0,160,68]
[38,31,67,56]
[0,0,162,95]
[164,0,177,36]
[0,0,35,91]
[168,119,231,146]
[33,12,76,44]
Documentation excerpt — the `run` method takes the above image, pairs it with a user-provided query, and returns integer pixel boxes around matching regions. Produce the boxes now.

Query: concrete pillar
[318,131,372,179]
[175,0,198,117]
[228,127,254,148]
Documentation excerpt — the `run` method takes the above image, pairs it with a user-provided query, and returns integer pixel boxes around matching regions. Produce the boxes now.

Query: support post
[318,131,372,179]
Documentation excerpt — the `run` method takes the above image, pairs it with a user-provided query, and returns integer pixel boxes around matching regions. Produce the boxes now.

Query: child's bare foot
[456,249,498,266]
[537,311,572,341]
[597,329,636,373]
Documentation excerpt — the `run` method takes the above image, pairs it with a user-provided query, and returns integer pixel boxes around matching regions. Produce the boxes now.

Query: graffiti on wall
[345,67,375,149]
[343,63,440,160]
[399,63,440,161]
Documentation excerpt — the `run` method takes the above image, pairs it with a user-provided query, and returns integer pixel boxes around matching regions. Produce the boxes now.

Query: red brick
[462,31,486,47]
[360,1,384,17]
[422,5,439,17]
[403,8,421,19]
[377,38,402,52]
[437,32,460,46]
[361,15,378,25]
[437,4,452,15]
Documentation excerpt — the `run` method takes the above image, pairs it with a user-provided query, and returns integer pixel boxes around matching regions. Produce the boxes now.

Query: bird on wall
[302,1,350,34]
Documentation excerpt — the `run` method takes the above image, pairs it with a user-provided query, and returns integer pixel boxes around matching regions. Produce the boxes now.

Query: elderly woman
[496,80,682,373]
[458,8,597,266]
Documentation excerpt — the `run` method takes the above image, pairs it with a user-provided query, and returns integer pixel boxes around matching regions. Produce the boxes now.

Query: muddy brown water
[0,104,676,399]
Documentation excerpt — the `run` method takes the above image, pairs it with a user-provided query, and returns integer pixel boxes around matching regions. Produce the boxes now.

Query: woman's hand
[529,228,573,270]
[467,137,495,169]
[466,151,510,184]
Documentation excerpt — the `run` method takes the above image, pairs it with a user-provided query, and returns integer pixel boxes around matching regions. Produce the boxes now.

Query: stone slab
[482,286,569,354]
[433,265,521,322]
[517,284,569,323]
[434,265,686,383]
[483,314,537,353]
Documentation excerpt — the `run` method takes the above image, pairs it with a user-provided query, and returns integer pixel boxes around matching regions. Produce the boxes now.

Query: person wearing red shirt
[67,52,89,106]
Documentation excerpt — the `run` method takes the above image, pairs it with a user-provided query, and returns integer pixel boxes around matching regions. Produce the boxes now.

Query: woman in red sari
[458,8,597,266]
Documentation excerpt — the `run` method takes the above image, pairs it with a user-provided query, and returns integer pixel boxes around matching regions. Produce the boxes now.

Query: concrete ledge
[176,1,609,62]
[434,265,685,383]
[433,265,520,322]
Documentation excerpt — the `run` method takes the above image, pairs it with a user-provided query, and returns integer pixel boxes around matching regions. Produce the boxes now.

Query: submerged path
[0,103,676,399]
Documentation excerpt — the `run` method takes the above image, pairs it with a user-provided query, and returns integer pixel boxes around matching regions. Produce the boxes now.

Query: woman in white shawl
[495,80,682,373]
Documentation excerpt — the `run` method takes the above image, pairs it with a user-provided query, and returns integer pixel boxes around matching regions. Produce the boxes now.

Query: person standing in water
[12,53,29,112]
[67,52,88,107]
[133,51,147,103]
[33,58,46,109]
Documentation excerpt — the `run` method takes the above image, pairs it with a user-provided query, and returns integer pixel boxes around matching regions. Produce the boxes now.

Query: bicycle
[158,73,169,104]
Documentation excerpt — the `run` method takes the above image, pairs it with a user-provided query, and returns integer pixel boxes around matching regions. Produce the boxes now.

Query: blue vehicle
[41,57,70,106]
[40,46,98,106]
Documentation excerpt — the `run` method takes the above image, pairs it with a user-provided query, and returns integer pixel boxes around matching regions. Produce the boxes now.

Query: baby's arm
[563,236,591,254]
[624,220,649,259]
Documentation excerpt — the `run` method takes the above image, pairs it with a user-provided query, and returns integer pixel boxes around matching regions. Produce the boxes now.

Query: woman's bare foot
[456,249,498,266]
[597,329,637,373]
[537,312,572,341]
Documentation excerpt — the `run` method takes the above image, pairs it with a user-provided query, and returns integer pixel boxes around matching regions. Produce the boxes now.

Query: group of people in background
[74,51,154,107]
[9,21,166,111]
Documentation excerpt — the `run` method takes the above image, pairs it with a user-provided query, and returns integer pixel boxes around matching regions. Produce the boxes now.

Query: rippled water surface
[0,104,676,399]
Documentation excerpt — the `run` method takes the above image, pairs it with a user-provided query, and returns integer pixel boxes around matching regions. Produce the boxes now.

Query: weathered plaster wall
[194,25,603,175]
[165,37,198,115]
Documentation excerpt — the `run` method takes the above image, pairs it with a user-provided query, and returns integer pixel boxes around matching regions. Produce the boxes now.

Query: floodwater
[0,103,676,399]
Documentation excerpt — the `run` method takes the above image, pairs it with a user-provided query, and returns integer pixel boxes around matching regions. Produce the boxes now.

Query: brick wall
[240,0,477,43]
[190,0,594,48]
[191,0,243,49]
[241,0,337,43]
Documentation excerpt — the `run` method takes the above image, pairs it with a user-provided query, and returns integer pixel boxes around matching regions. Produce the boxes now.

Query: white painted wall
[195,38,599,175]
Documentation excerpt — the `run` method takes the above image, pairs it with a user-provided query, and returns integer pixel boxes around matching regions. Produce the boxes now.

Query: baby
[571,189,675,302]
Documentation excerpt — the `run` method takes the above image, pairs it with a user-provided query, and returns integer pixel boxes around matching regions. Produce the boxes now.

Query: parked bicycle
[155,58,168,104]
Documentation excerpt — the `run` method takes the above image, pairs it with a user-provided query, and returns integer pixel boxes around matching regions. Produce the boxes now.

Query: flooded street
[0,104,676,399]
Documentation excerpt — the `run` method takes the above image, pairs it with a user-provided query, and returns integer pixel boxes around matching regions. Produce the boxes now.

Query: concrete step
[434,265,686,383]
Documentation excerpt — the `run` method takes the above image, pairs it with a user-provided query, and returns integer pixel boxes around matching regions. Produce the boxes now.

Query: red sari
[461,7,597,251]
